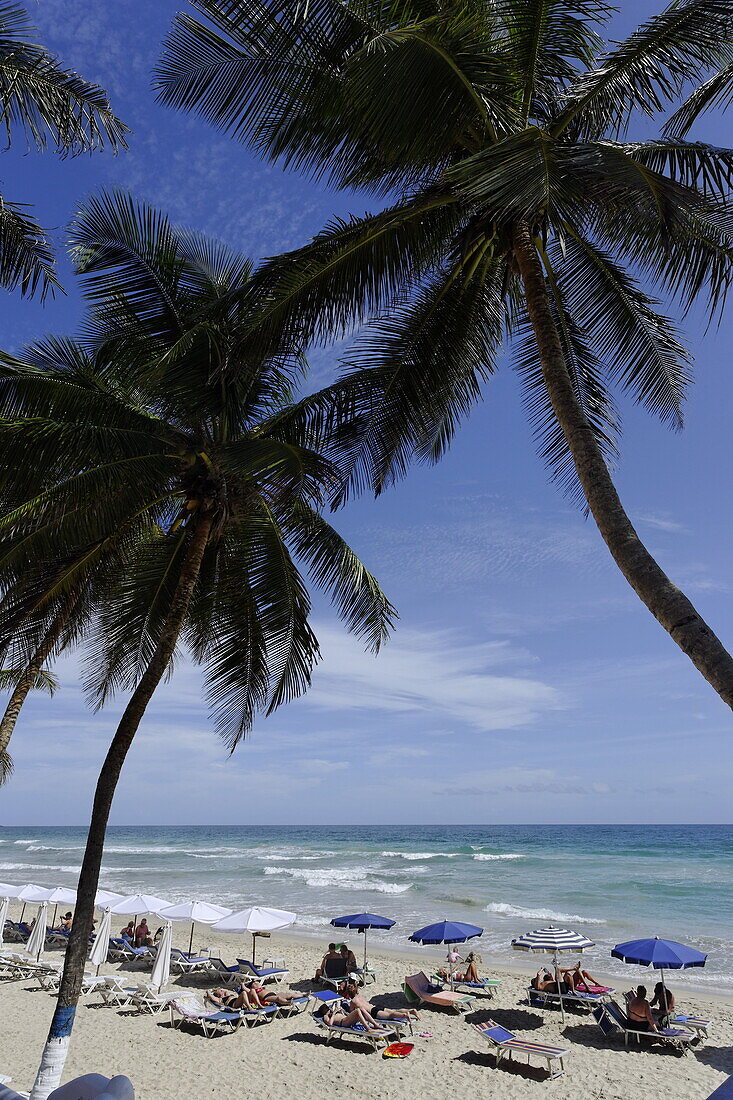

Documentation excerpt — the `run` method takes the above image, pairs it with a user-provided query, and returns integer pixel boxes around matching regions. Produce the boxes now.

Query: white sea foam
[473,853,524,861]
[264,866,412,894]
[380,851,458,860]
[485,902,606,924]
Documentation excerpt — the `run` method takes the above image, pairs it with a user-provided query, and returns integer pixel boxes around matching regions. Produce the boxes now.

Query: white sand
[2,920,731,1099]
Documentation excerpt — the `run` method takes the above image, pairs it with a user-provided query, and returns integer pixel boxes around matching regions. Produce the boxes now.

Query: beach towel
[383,1043,414,1059]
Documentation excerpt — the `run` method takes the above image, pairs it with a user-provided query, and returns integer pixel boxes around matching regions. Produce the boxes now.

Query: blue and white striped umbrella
[512,926,595,1024]
[512,926,595,954]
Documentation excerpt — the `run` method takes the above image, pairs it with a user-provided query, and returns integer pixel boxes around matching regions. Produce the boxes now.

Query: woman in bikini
[562,963,607,993]
[627,986,658,1032]
[208,982,299,1010]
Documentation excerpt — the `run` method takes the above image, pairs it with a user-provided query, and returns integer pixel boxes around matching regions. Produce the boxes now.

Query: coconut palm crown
[155,0,733,705]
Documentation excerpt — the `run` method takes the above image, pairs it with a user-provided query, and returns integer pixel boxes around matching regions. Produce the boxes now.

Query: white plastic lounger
[312,1011,395,1051]
[473,1021,570,1081]
[97,975,138,1007]
[236,958,290,983]
[130,984,179,1015]
[169,949,210,975]
[169,995,244,1036]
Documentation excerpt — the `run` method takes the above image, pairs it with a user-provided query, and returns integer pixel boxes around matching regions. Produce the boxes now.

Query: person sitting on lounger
[650,982,675,1026]
[314,943,340,981]
[343,980,419,1023]
[59,912,73,932]
[627,985,658,1032]
[135,919,153,947]
[439,950,482,984]
[120,921,134,944]
[340,944,358,972]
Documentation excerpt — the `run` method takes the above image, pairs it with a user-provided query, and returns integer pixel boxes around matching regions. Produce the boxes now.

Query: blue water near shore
[1,824,730,991]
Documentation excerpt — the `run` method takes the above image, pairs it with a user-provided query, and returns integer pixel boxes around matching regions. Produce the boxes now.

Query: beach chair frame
[472,1021,570,1081]
[594,1003,695,1054]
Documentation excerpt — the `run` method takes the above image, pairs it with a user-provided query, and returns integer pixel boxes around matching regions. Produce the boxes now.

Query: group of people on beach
[119,919,162,949]
[530,961,675,1032]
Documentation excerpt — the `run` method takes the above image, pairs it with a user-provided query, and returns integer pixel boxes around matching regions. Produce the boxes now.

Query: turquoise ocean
[1,824,730,992]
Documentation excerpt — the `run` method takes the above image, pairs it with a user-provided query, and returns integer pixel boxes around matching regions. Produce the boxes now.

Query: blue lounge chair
[707,1077,733,1098]
[472,1020,570,1080]
[170,995,244,1037]
[237,958,290,983]
[169,948,210,974]
[528,985,614,1012]
[593,1003,695,1054]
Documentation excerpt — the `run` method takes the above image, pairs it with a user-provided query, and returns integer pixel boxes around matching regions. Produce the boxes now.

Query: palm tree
[0,191,394,1098]
[0,1,127,297]
[156,0,733,707]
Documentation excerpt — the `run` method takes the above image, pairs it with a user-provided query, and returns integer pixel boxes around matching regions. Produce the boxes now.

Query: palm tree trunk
[0,591,78,784]
[512,221,733,709]
[29,514,213,1100]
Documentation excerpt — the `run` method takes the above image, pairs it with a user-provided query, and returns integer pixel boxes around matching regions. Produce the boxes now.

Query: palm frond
[0,192,60,300]
[665,59,733,137]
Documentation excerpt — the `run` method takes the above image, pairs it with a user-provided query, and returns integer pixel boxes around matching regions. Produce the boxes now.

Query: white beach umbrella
[0,895,9,949]
[25,901,48,961]
[0,882,22,898]
[211,906,296,964]
[43,887,77,928]
[94,889,124,909]
[150,921,172,992]
[16,883,51,923]
[88,907,112,973]
[108,894,172,916]
[157,900,232,955]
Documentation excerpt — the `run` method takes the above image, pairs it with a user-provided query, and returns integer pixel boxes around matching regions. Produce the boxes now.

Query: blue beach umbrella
[409,920,483,989]
[331,912,396,975]
[611,936,707,1016]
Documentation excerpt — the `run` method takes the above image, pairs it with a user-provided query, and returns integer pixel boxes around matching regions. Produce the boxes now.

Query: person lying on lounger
[314,999,383,1031]
[343,980,420,1023]
[530,968,569,994]
[561,963,608,993]
[207,983,300,1010]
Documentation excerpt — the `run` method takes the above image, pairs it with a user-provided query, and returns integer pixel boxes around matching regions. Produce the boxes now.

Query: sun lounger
[169,948,211,974]
[97,975,138,1007]
[706,1076,733,1098]
[237,958,290,983]
[202,956,240,981]
[528,985,614,1012]
[311,995,395,1051]
[472,1020,570,1081]
[670,1012,710,1040]
[433,973,501,998]
[593,1003,695,1054]
[130,984,179,1015]
[404,972,475,1012]
[107,939,153,964]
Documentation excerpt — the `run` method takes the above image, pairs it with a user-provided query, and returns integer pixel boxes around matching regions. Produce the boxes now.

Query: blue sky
[1,0,731,826]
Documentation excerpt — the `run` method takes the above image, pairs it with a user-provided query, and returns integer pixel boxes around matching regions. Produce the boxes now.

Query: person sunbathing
[207,983,299,1010]
[562,963,608,993]
[315,1000,384,1032]
[439,950,482,984]
[343,980,419,1023]
[627,985,658,1032]
[531,967,564,993]
[59,912,73,933]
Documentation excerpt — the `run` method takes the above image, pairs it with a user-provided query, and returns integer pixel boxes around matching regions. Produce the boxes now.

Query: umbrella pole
[660,968,669,1025]
[188,923,194,956]
[363,929,368,978]
[555,951,566,1026]
[19,903,26,923]
[52,904,58,929]
[252,932,256,966]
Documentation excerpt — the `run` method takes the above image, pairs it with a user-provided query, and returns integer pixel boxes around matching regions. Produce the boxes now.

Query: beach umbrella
[211,906,296,964]
[330,913,395,976]
[409,920,483,991]
[0,882,22,898]
[25,901,48,961]
[16,883,51,923]
[512,925,595,1025]
[43,886,77,929]
[150,921,172,992]
[88,908,112,974]
[94,889,124,909]
[157,900,232,956]
[0,895,9,949]
[611,936,707,1018]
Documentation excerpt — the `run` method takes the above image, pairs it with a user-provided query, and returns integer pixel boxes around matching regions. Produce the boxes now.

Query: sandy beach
[2,917,731,1099]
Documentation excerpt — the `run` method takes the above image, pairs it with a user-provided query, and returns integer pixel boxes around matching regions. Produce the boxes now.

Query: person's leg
[465,961,479,983]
